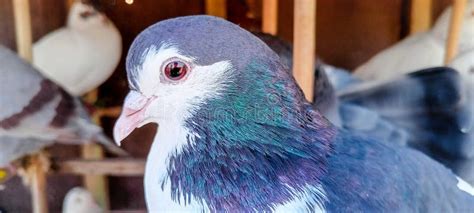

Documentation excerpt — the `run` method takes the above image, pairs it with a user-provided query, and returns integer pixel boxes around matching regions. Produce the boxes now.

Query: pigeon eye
[163,60,189,81]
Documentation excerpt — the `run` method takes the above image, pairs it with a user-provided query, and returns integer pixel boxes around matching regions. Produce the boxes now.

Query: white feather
[456,177,474,196]
[62,187,103,213]
[273,184,327,213]
[33,2,122,96]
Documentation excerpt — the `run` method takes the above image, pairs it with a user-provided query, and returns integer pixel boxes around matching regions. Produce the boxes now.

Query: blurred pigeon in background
[354,0,474,80]
[255,32,405,144]
[350,0,474,169]
[62,187,103,213]
[340,67,471,155]
[0,46,124,168]
[114,16,474,211]
[33,1,122,96]
[256,32,473,184]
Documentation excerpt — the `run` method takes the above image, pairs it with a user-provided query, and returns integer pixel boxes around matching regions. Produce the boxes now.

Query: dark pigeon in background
[255,32,406,145]
[257,32,474,185]
[113,16,474,212]
[339,67,474,184]
[0,45,124,168]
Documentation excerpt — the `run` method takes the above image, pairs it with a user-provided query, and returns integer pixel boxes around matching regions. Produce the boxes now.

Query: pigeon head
[68,2,109,30]
[114,15,319,149]
[114,16,335,211]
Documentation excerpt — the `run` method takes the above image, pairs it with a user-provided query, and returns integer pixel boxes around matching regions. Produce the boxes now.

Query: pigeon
[354,0,474,80]
[0,45,124,167]
[255,33,473,182]
[62,187,103,213]
[340,67,473,155]
[113,16,474,212]
[350,1,474,159]
[33,1,122,96]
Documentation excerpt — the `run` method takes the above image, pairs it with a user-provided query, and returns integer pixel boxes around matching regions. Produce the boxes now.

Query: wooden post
[293,0,316,101]
[409,0,432,35]
[205,0,227,18]
[66,0,76,12]
[12,0,33,62]
[82,89,110,211]
[262,0,278,35]
[27,153,49,213]
[444,0,468,64]
[13,1,47,212]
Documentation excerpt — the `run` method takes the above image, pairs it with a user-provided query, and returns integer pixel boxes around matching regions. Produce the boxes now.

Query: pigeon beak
[113,91,156,146]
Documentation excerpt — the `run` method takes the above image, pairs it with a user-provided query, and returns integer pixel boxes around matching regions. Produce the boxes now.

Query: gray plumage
[0,46,123,166]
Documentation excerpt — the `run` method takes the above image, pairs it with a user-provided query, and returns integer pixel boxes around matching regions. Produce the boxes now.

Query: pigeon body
[114,16,474,212]
[33,2,122,96]
[62,187,103,213]
[0,46,121,167]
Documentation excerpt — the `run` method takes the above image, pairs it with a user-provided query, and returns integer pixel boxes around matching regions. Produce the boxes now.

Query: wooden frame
[292,0,317,101]
[409,0,432,35]
[262,0,278,35]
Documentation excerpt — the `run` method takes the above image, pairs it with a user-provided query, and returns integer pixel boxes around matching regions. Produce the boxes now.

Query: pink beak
[113,91,156,145]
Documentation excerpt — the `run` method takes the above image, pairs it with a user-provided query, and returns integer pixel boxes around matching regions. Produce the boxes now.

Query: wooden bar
[293,0,316,101]
[409,0,432,34]
[13,1,46,212]
[66,0,75,11]
[262,0,278,35]
[12,0,33,61]
[205,0,227,18]
[82,89,110,211]
[27,153,49,213]
[55,159,146,176]
[82,144,110,210]
[94,106,122,120]
[444,0,468,64]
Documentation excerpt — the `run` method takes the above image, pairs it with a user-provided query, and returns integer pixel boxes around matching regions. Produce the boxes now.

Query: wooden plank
[82,89,110,211]
[82,144,110,210]
[205,0,227,18]
[262,0,278,35]
[66,0,75,11]
[55,159,146,176]
[444,0,468,64]
[292,0,316,101]
[410,0,432,34]
[12,0,33,61]
[27,153,49,213]
[12,1,46,212]
[94,106,122,120]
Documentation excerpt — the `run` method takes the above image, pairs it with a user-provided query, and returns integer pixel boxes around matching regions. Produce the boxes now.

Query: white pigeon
[354,0,474,80]
[62,187,103,213]
[33,1,122,96]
